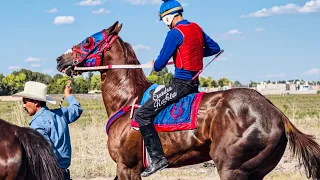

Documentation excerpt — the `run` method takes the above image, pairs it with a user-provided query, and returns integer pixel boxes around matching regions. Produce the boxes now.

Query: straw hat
[13,81,56,104]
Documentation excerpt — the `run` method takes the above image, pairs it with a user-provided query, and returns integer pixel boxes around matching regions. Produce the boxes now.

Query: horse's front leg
[117,162,142,180]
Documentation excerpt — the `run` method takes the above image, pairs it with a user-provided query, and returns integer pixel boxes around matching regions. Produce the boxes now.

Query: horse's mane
[123,40,152,93]
[102,38,152,106]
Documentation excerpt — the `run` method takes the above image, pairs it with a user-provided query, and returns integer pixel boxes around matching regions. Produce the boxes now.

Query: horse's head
[56,21,128,76]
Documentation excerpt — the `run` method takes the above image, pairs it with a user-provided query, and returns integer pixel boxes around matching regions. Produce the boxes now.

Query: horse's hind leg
[117,163,141,180]
[248,133,287,180]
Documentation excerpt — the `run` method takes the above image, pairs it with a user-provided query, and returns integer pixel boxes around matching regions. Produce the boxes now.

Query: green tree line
[0,69,101,95]
[0,68,247,95]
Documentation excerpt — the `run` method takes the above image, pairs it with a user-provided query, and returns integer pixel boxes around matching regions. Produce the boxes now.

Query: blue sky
[1,0,319,84]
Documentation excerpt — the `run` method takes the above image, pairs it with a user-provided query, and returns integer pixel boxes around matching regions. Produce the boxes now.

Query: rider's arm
[154,30,183,72]
[203,31,220,57]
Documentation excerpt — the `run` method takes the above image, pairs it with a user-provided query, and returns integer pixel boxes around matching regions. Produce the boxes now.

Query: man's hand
[64,85,72,98]
[151,59,155,68]
[151,59,156,71]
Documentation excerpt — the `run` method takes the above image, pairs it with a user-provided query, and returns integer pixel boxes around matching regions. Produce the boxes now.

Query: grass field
[0,93,319,179]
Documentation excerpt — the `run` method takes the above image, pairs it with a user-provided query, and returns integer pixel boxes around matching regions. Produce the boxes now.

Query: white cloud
[92,8,111,14]
[25,57,42,62]
[78,0,104,6]
[227,29,242,35]
[303,68,320,75]
[133,44,152,51]
[215,29,243,41]
[53,16,75,25]
[241,0,320,18]
[31,64,41,68]
[8,66,21,70]
[255,28,265,32]
[45,8,57,13]
[42,69,55,74]
[264,73,286,78]
[126,0,162,5]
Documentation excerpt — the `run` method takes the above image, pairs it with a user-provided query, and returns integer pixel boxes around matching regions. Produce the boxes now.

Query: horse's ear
[106,21,122,35]
[114,23,123,34]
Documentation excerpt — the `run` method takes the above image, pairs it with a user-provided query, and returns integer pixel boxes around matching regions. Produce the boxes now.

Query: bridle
[66,30,119,75]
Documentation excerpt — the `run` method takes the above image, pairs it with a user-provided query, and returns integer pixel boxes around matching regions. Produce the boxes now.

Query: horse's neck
[100,69,151,116]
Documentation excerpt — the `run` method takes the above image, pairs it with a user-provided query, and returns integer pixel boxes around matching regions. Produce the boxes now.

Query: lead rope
[59,75,73,108]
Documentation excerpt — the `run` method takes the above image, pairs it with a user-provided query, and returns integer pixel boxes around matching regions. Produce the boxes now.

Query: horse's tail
[16,127,64,180]
[281,115,320,180]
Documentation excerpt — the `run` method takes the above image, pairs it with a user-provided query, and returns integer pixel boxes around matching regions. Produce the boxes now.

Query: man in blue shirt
[134,0,221,177]
[13,81,83,180]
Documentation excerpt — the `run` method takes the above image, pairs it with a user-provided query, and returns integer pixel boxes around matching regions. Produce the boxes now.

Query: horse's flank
[0,119,64,180]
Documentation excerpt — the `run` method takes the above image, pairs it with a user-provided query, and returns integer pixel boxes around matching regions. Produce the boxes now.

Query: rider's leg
[134,78,198,177]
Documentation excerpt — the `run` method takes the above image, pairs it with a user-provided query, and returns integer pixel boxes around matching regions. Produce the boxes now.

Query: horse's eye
[83,37,94,49]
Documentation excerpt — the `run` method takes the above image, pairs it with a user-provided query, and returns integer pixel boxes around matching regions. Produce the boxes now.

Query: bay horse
[56,21,320,180]
[0,119,64,180]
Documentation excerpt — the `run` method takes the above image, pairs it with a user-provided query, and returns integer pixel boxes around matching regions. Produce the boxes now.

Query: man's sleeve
[154,30,183,72]
[62,95,83,124]
[203,31,220,57]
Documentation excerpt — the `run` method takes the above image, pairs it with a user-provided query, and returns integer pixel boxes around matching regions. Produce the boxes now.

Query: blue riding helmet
[159,0,183,20]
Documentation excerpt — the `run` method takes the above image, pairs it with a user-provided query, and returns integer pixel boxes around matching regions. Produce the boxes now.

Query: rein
[74,61,175,71]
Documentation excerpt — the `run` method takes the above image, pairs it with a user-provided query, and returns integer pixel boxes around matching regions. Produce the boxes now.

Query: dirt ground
[74,152,308,180]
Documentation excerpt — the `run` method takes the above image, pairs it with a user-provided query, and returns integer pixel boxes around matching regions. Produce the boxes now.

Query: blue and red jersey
[154,19,220,80]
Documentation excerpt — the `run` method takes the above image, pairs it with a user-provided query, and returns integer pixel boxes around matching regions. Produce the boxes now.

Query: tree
[233,80,242,87]
[48,76,70,94]
[1,73,26,95]
[0,73,5,95]
[212,80,218,88]
[217,78,230,87]
[90,74,101,90]
[249,81,258,87]
[199,77,207,87]
[199,77,215,87]
[147,67,173,86]
[72,75,90,93]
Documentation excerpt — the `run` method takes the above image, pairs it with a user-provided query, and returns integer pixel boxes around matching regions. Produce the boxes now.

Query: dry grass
[0,94,319,180]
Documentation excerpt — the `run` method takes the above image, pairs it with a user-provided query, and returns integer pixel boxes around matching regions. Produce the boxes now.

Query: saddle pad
[131,84,204,132]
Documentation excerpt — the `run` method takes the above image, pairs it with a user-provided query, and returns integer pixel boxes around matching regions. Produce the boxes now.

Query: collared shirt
[154,19,220,80]
[29,95,83,169]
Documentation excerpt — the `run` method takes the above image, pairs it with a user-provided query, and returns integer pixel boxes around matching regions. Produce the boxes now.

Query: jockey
[134,0,221,177]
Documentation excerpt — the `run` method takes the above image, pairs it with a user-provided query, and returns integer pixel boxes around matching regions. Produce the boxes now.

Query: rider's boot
[139,123,169,177]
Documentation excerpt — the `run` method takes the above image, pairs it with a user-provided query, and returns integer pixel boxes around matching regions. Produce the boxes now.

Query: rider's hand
[64,85,72,98]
